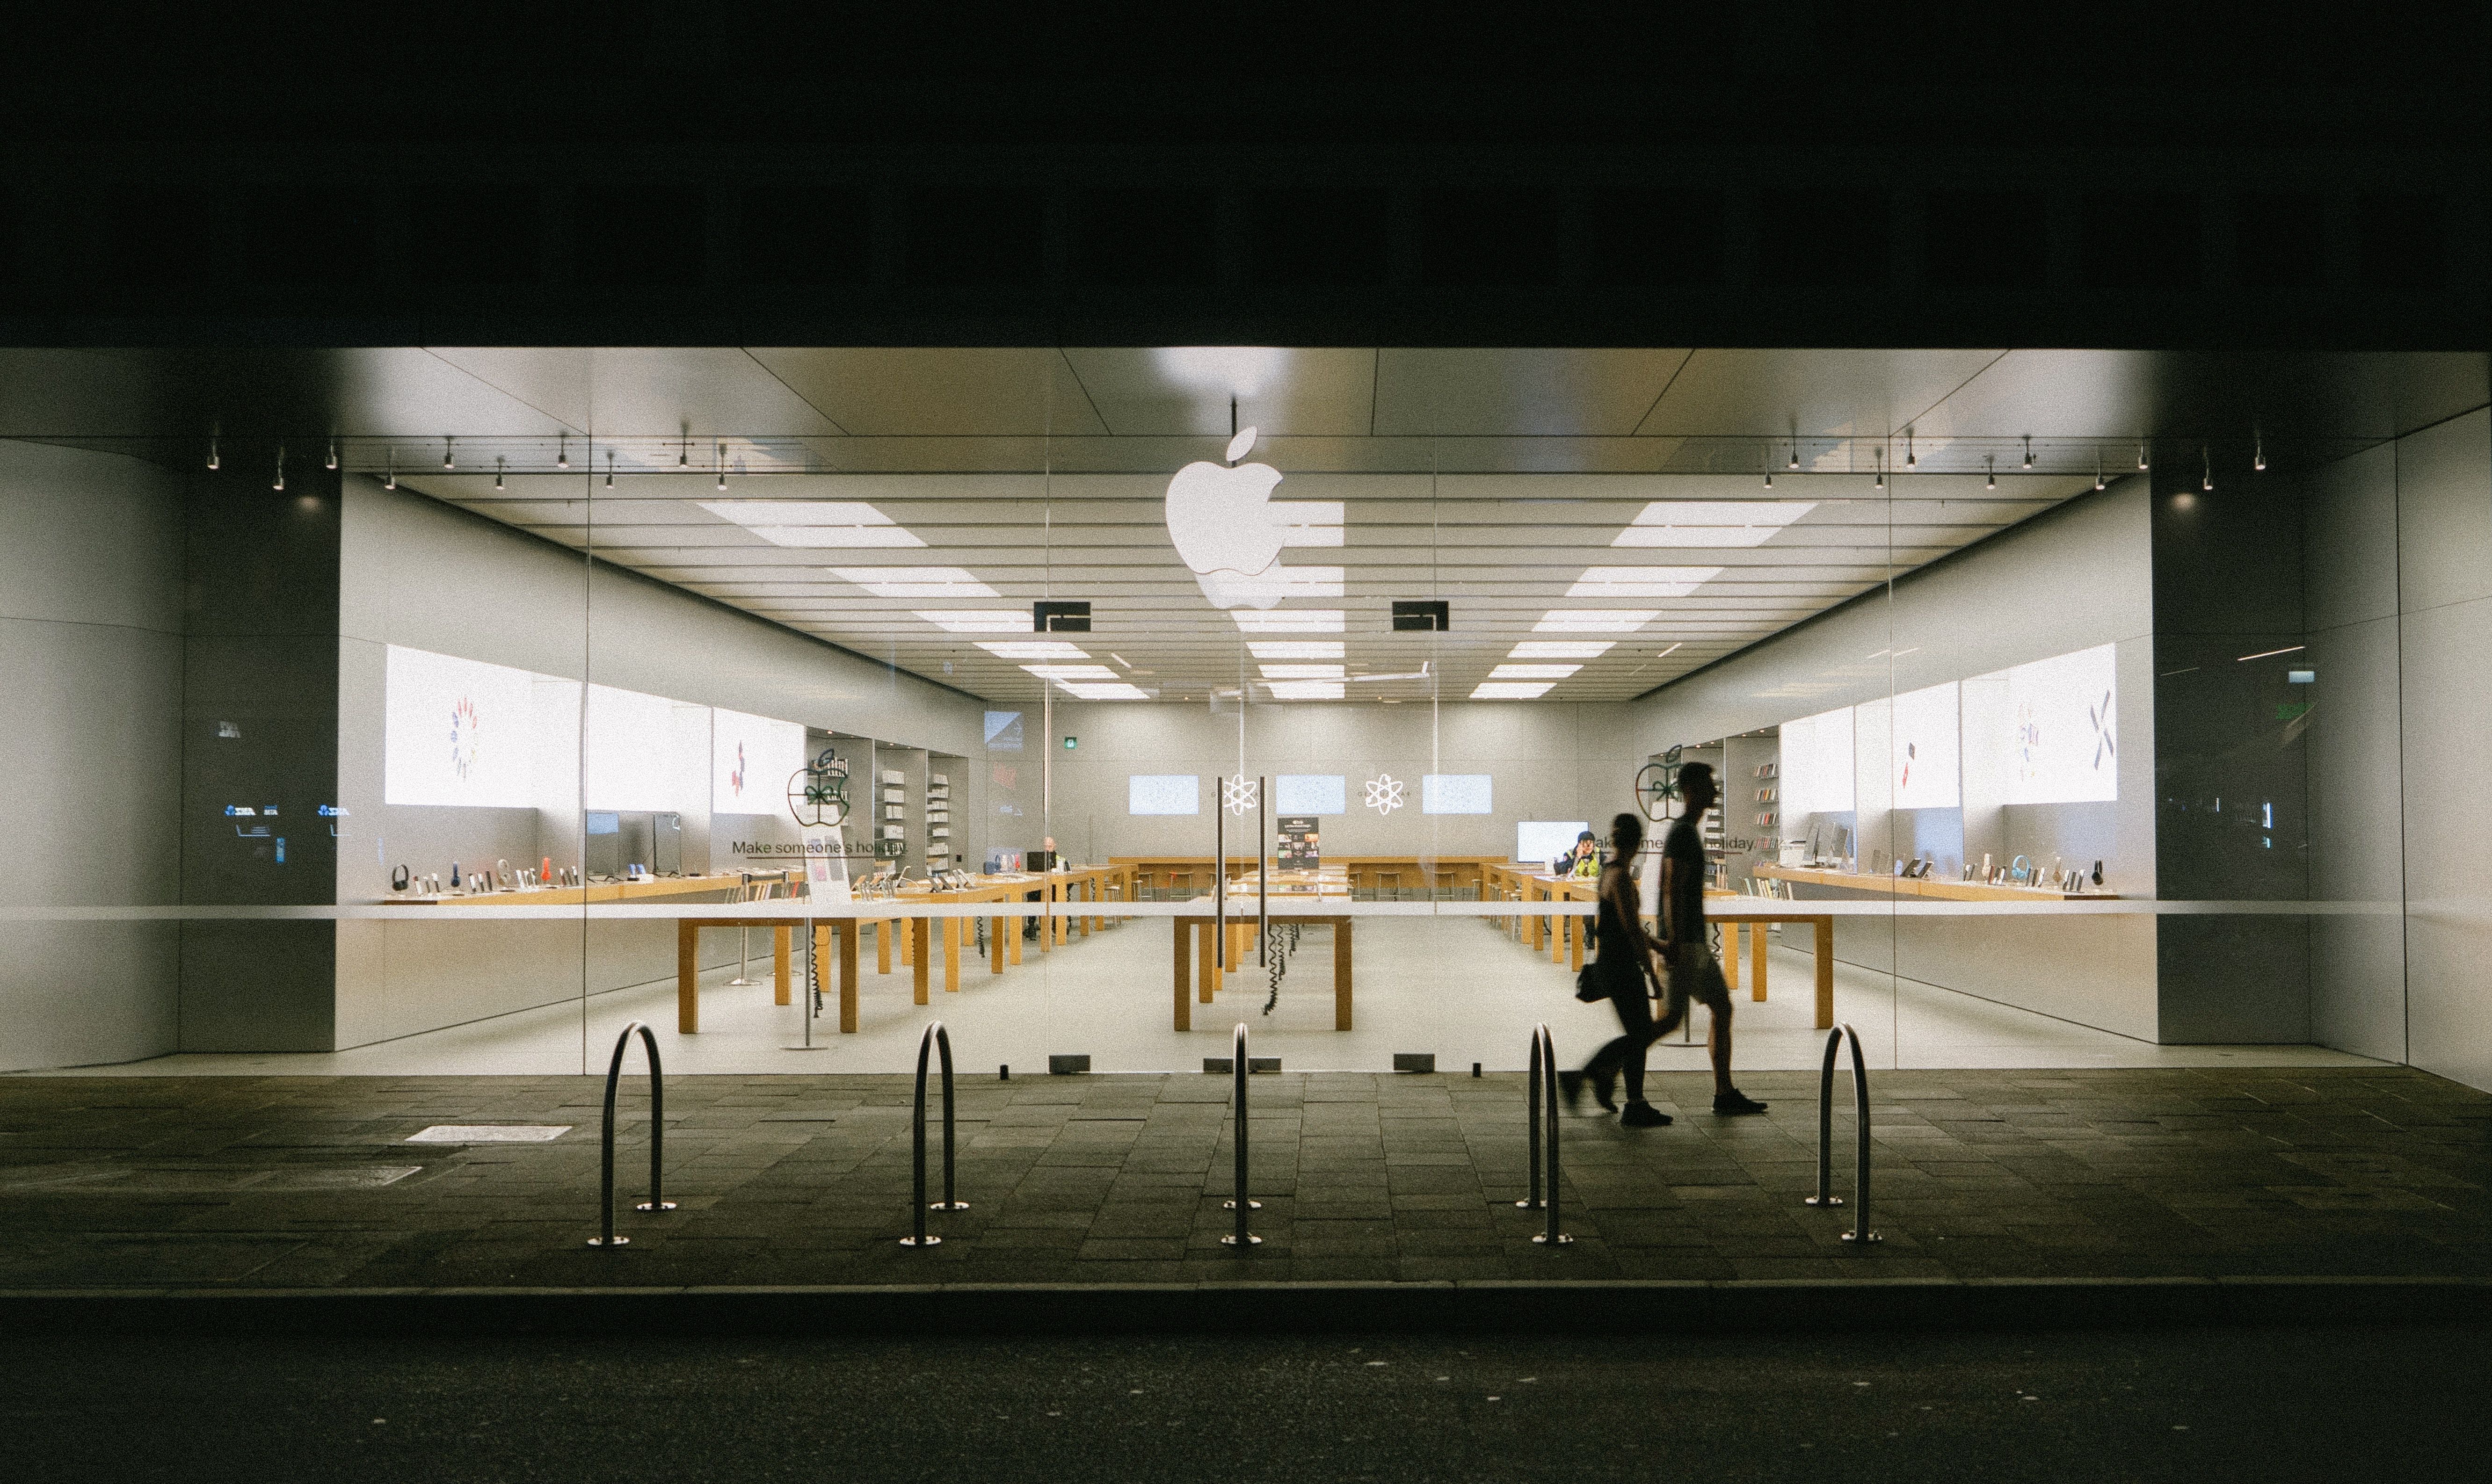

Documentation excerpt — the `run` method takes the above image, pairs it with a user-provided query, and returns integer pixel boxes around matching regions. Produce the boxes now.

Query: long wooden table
[1171,889,1355,1031]
[1753,862,2117,903]
[1117,855,1505,900]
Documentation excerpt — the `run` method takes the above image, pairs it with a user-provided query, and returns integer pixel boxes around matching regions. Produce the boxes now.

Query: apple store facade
[1,344,2488,1096]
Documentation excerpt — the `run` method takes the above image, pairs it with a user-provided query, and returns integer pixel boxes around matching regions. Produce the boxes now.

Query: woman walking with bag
[1560,811,1676,1126]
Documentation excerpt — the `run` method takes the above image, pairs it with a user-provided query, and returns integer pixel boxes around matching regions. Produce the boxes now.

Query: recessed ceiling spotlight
[2021,434,2034,470]
[557,433,569,470]
[206,434,219,471]
[443,436,454,470]
[272,445,285,493]
[1985,456,1996,491]
[324,437,338,471]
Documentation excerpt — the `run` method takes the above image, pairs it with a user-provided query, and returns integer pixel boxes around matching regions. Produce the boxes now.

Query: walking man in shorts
[1652,762,1769,1116]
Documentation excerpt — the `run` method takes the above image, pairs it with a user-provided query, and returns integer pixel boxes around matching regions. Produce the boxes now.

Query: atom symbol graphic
[1364,775,1405,815]
[1221,775,1259,816]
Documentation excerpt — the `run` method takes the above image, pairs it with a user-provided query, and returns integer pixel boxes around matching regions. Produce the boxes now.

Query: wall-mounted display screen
[1274,774,1345,815]
[1778,706,1855,818]
[1128,774,1200,815]
[584,684,698,812]
[2006,643,2119,804]
[1891,681,1962,810]
[1517,820,1591,865]
[712,708,807,816]
[383,645,544,808]
[1423,774,1493,814]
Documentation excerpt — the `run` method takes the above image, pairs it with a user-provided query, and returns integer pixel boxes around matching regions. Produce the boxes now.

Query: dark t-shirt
[1661,815,1706,947]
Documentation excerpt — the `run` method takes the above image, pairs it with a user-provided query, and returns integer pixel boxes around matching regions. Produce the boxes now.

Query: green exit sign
[1062,735,1078,750]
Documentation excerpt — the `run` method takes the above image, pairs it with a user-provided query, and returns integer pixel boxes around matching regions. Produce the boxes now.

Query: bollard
[1220,1022,1262,1247]
[586,1020,675,1247]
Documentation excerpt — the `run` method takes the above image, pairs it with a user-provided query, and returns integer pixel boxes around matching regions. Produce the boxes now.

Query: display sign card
[801,826,851,903]
[1277,816,1320,868]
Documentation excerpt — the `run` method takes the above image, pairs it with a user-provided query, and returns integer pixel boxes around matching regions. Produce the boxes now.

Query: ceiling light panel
[1260,663,1346,680]
[978,640,1089,659]
[1489,663,1581,680]
[1233,609,1346,633]
[1567,566,1722,598]
[1061,681,1152,701]
[1508,641,1614,659]
[1022,664,1118,680]
[698,500,926,548]
[915,610,1030,632]
[1470,680,1555,699]
[1534,609,1656,633]
[1249,641,1346,659]
[1610,500,1816,548]
[833,567,997,598]
[1264,680,1346,699]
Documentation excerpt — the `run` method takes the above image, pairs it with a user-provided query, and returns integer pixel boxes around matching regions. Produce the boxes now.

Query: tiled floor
[1,1064,2485,1290]
[62,914,2385,1079]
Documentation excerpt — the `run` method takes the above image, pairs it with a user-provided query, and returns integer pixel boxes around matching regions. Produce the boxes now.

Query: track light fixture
[2137,440,2149,471]
[1787,441,1799,471]
[272,445,285,493]
[2201,445,2214,492]
[678,437,689,468]
[1905,429,1916,468]
[1985,456,1997,491]
[2094,451,2107,492]
[605,451,616,490]
[2253,432,2266,472]
[1873,449,1884,491]
[2021,434,2034,470]
[715,441,727,492]
[324,437,338,471]
[494,456,506,491]
[207,435,219,472]
[557,433,570,470]
[384,447,397,490]
[1763,442,1773,488]
[443,437,455,470]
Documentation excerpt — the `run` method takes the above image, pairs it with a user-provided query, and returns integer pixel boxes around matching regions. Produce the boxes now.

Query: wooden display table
[1171,895,1354,1032]
[1115,855,1504,901]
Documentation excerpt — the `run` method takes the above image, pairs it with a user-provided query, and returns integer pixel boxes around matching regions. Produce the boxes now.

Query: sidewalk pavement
[4,1064,2488,1301]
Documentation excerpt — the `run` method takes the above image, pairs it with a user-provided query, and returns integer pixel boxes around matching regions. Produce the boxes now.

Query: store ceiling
[7,345,2478,705]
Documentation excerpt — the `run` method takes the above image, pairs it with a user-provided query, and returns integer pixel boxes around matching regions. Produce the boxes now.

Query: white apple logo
[1166,426,1290,610]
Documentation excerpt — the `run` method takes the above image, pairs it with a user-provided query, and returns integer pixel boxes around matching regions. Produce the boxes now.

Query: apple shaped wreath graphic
[1165,425,1289,610]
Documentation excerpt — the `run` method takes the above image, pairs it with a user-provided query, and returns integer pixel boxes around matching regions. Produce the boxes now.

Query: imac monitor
[585,811,622,878]
[1516,820,1591,867]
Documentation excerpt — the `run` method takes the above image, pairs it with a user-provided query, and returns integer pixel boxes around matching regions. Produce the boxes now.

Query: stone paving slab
[0,1067,2487,1291]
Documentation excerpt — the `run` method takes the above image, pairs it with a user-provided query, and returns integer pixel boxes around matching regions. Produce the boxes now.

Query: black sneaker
[1620,1100,1673,1128]
[1556,1070,1585,1112]
[1589,1069,1620,1112]
[1712,1090,1769,1116]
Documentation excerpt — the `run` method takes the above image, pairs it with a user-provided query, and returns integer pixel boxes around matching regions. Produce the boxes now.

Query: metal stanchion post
[586,1020,676,1248]
[1221,1022,1261,1247]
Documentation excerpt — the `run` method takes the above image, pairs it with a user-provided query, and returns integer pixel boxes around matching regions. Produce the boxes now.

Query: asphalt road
[2,1325,2480,1483]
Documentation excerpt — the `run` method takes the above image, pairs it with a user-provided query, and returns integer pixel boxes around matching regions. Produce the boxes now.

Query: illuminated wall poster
[1777,706,1855,818]
[712,708,808,816]
[2006,643,2118,804]
[1422,774,1493,814]
[1274,774,1346,815]
[383,645,542,808]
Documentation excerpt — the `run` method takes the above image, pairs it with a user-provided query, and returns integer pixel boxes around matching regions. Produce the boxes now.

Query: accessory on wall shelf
[391,864,409,892]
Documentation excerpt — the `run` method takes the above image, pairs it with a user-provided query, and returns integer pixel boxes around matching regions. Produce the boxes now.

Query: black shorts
[1665,943,1733,1015]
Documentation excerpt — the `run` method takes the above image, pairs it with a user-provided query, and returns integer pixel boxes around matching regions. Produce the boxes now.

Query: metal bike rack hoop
[900,1021,968,1247]
[1527,1023,1570,1246]
[586,1019,676,1248]
[1221,1022,1262,1247]
[1804,1022,1880,1244]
